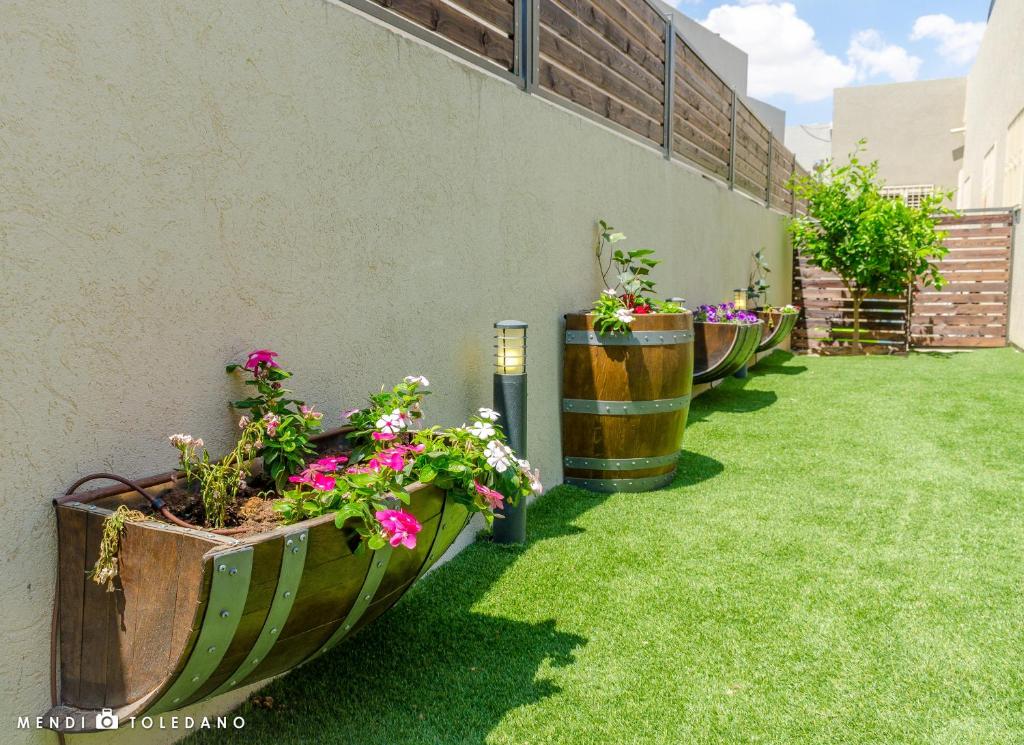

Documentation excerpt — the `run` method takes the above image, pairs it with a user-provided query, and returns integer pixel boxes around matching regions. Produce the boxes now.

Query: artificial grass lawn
[191,349,1024,744]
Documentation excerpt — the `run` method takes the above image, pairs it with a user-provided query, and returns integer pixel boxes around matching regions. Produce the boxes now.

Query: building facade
[832,78,967,204]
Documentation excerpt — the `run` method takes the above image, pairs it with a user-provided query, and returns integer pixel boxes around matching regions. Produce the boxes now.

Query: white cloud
[701,2,855,102]
[848,29,922,83]
[699,3,929,103]
[910,14,986,66]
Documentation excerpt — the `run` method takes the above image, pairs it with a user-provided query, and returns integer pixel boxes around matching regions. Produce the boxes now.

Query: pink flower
[238,415,251,429]
[345,465,376,474]
[474,481,505,510]
[263,413,281,437]
[342,408,362,422]
[369,449,406,472]
[288,469,337,491]
[309,456,348,472]
[372,431,396,441]
[375,509,422,550]
[300,404,323,422]
[244,349,279,371]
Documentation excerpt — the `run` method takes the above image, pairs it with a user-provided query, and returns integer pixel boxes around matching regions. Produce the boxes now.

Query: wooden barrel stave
[756,310,798,353]
[692,321,764,384]
[561,312,694,492]
[48,478,466,731]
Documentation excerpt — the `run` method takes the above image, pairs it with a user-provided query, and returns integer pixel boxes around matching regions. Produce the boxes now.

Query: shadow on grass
[749,350,808,376]
[187,492,599,745]
[671,450,725,487]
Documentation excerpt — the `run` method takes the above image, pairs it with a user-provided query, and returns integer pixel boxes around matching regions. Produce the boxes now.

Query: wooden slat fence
[911,211,1015,348]
[341,0,807,214]
[793,208,1017,352]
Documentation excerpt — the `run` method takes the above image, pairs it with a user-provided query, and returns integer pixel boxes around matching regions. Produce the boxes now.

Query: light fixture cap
[494,320,528,329]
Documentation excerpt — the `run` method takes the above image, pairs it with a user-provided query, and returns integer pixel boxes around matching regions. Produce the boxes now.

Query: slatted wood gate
[793,208,1018,352]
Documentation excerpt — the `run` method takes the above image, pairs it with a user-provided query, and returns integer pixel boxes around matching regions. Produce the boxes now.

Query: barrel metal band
[414,495,459,584]
[563,452,680,471]
[566,471,677,493]
[306,544,394,662]
[565,329,694,346]
[562,394,690,416]
[148,546,254,714]
[207,528,308,698]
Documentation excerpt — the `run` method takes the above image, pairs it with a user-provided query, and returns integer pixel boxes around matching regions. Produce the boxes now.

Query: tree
[788,144,953,352]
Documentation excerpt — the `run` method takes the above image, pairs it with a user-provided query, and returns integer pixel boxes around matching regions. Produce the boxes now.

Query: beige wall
[962,0,1024,210]
[0,1,790,742]
[832,78,966,195]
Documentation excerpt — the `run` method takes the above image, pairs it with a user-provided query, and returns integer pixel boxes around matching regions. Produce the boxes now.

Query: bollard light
[733,289,747,310]
[492,321,527,544]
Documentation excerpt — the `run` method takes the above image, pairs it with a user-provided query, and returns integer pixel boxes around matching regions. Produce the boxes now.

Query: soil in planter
[159,444,353,536]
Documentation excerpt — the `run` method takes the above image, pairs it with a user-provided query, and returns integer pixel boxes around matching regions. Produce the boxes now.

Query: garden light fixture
[733,288,747,310]
[492,321,527,543]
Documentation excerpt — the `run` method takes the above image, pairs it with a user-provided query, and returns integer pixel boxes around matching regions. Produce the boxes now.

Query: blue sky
[676,0,991,125]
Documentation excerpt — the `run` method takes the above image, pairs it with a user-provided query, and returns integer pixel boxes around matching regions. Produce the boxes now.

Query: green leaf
[368,535,386,550]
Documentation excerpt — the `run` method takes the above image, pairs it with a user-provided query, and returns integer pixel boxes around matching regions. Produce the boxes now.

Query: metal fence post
[514,0,538,91]
[728,88,737,190]
[766,137,773,208]
[663,17,674,161]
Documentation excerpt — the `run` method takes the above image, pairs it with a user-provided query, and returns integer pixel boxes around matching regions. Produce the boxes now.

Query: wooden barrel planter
[561,311,694,493]
[46,432,469,733]
[756,310,798,353]
[692,320,764,384]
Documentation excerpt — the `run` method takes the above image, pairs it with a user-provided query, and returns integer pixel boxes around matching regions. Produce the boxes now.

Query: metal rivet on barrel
[229,567,238,575]
[252,659,259,664]
[283,590,292,598]
[230,680,237,686]
[291,546,300,554]
[191,675,200,683]
[207,646,217,654]
[218,564,226,572]
[364,594,371,601]
[376,561,384,568]
[345,624,352,630]
[270,627,278,635]
[220,610,230,618]
[173,697,181,703]
[299,534,307,542]
[286,539,294,547]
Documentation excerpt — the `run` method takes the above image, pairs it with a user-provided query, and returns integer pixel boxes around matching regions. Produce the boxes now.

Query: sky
[675,0,992,125]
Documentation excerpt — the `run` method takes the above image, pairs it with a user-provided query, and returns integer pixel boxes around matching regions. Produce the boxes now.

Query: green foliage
[747,248,771,306]
[227,354,321,491]
[90,505,148,591]
[788,141,954,350]
[591,219,684,334]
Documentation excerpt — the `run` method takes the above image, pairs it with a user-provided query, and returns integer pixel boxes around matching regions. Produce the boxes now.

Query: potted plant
[691,302,763,384]
[561,220,694,493]
[755,303,801,353]
[47,352,540,732]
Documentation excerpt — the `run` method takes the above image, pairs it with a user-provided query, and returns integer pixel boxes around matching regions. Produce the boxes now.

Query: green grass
[191,349,1024,744]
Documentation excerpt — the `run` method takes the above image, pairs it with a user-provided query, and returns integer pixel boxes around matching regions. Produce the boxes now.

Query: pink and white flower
[300,404,323,422]
[375,509,422,549]
[288,470,337,491]
[309,456,348,472]
[262,413,281,437]
[238,415,251,430]
[404,375,430,387]
[341,407,362,422]
[477,407,500,421]
[614,308,635,325]
[375,409,407,435]
[244,349,279,371]
[474,481,505,510]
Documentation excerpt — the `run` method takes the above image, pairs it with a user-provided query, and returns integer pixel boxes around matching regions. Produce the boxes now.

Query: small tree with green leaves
[788,144,953,352]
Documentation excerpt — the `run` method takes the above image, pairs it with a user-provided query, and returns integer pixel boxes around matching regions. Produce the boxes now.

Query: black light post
[491,320,527,544]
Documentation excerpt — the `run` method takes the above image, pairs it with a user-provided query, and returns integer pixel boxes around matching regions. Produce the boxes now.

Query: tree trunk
[851,289,864,353]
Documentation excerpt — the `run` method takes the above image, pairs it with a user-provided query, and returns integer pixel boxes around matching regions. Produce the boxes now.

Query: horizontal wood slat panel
[375,0,515,69]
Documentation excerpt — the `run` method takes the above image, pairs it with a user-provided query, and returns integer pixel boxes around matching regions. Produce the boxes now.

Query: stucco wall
[962,0,1024,209]
[832,78,966,195]
[0,1,790,742]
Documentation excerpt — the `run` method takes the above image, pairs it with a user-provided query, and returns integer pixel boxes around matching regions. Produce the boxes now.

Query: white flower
[484,440,513,473]
[602,288,618,297]
[405,375,430,387]
[478,407,500,421]
[238,415,251,430]
[169,433,193,447]
[528,469,543,495]
[376,409,407,434]
[193,438,204,449]
[467,421,496,439]
[341,407,362,422]
[517,457,531,472]
[614,308,635,324]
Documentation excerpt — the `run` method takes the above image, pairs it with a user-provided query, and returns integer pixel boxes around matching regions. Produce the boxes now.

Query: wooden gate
[910,210,1016,348]
[793,208,1017,352]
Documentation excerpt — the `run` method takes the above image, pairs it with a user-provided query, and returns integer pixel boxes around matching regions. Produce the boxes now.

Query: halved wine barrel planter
[756,310,798,353]
[46,432,468,733]
[561,312,694,493]
[692,320,764,384]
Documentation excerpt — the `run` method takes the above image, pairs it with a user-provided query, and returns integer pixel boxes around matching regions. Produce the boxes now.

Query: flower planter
[46,431,468,733]
[692,321,764,384]
[561,311,694,493]
[755,310,798,353]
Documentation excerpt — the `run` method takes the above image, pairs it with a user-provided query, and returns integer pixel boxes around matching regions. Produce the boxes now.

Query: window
[982,145,996,207]
[1004,109,1024,208]
[880,185,935,209]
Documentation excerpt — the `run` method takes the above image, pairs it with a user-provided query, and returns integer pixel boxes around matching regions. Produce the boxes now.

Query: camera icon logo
[95,708,119,730]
